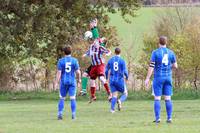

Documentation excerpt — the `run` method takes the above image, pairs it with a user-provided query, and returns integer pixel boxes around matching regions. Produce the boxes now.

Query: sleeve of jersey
[150,51,156,68]
[101,46,111,54]
[91,27,99,39]
[105,62,110,80]
[85,50,90,56]
[57,60,62,70]
[124,61,129,80]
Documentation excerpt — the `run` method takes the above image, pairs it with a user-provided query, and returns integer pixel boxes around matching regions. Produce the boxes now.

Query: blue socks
[165,100,173,120]
[154,100,161,121]
[58,98,77,119]
[70,99,76,117]
[119,94,127,102]
[58,99,65,116]
[111,97,117,111]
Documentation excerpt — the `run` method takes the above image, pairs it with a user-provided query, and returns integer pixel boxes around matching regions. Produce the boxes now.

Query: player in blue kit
[55,45,81,120]
[145,36,178,123]
[105,48,128,113]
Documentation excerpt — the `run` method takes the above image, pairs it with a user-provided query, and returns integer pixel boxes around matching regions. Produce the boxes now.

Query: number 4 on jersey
[162,54,169,65]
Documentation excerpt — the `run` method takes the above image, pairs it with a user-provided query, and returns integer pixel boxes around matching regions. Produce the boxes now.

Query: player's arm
[75,59,81,84]
[124,61,129,81]
[100,46,111,56]
[145,51,155,88]
[90,18,99,39]
[82,49,90,57]
[76,70,81,83]
[172,62,178,69]
[145,66,154,81]
[105,61,110,80]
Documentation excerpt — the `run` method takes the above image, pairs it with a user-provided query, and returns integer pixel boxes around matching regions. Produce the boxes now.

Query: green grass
[0,100,200,133]
[0,89,200,101]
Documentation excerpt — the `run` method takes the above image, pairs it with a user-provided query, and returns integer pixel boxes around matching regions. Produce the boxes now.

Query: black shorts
[85,64,92,75]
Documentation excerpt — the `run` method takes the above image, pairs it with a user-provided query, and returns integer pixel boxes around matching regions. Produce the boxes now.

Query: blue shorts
[110,81,127,94]
[59,82,76,98]
[152,77,173,96]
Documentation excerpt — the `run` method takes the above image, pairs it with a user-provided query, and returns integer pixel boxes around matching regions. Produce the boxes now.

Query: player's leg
[97,64,112,99]
[110,83,117,112]
[152,79,163,123]
[164,95,172,123]
[117,84,128,111]
[99,75,112,101]
[80,65,92,96]
[89,79,97,103]
[111,91,118,113]
[69,85,77,119]
[163,78,173,123]
[57,83,67,120]
[80,72,88,96]
[89,66,97,103]
[154,96,161,123]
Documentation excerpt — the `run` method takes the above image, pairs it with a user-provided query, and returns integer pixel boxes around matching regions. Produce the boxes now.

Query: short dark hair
[159,36,167,45]
[62,45,72,55]
[115,48,121,55]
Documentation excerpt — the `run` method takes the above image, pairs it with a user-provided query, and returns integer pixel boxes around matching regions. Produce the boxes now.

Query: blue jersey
[151,47,176,78]
[57,55,79,85]
[105,55,128,82]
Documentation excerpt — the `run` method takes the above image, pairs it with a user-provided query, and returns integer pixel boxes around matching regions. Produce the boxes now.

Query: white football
[84,31,93,40]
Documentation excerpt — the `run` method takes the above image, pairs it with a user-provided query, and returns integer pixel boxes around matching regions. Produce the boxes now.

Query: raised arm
[90,18,99,39]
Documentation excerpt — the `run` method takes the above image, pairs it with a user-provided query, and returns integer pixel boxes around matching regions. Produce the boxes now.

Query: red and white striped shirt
[85,39,111,66]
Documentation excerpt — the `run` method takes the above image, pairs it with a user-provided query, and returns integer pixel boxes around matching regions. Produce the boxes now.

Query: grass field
[1,99,200,133]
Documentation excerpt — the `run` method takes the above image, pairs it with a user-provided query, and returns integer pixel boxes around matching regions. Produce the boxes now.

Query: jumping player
[145,36,178,123]
[83,34,112,103]
[55,45,81,120]
[79,18,107,96]
[105,48,129,113]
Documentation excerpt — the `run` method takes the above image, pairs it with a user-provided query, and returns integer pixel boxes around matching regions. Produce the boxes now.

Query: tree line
[143,0,200,5]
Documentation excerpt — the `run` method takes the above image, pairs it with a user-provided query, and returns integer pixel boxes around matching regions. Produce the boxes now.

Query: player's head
[159,36,167,46]
[115,47,121,55]
[62,45,72,55]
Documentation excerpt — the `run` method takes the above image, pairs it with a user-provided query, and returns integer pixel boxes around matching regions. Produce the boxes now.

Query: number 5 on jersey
[65,62,71,72]
[162,54,169,65]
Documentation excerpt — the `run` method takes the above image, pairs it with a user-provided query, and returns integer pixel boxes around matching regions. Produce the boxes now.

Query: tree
[0,0,141,90]
[138,7,200,90]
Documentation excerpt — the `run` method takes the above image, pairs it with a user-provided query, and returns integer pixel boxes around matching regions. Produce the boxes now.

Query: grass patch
[0,100,200,133]
[0,89,200,101]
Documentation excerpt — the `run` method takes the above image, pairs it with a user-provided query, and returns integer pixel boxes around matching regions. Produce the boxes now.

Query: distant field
[109,8,161,58]
[0,100,200,133]
[109,7,200,59]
